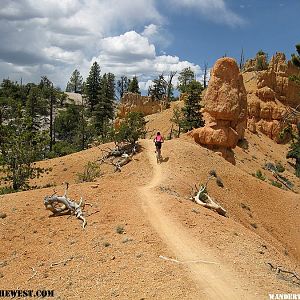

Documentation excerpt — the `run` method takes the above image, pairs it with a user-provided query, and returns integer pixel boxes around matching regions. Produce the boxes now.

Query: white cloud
[100,31,156,60]
[169,0,245,26]
[0,0,210,90]
[91,30,201,92]
[0,0,164,87]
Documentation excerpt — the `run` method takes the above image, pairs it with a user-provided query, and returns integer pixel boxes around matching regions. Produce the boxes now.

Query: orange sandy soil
[0,103,300,299]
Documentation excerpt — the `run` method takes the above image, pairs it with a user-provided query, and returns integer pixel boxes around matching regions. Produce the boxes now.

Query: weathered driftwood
[98,142,137,163]
[267,262,300,286]
[112,151,135,172]
[265,162,294,191]
[100,143,137,172]
[190,171,227,216]
[44,183,87,228]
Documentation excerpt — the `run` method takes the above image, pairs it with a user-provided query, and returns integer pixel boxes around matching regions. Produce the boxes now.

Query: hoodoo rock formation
[117,92,165,118]
[191,57,247,164]
[244,52,300,142]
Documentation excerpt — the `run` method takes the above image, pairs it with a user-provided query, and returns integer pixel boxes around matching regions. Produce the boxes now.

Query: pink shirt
[155,135,163,142]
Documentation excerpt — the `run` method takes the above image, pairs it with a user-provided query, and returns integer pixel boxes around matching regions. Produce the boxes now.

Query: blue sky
[159,0,300,69]
[0,0,299,92]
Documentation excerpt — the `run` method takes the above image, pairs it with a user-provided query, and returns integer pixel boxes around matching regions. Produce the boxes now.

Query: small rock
[90,184,99,189]
[0,212,7,219]
[0,261,8,268]
[0,272,4,278]
[111,255,115,260]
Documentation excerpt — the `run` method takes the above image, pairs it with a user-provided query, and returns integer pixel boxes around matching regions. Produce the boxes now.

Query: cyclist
[153,132,164,163]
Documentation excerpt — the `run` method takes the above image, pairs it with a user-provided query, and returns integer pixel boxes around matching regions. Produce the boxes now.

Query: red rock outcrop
[117,92,165,118]
[257,52,300,106]
[244,52,300,142]
[191,58,247,164]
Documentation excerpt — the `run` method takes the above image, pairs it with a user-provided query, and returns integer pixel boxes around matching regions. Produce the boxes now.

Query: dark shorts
[155,142,162,149]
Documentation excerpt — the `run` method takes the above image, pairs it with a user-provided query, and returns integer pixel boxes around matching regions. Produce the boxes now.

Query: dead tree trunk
[44,182,87,228]
[192,185,226,216]
[190,171,226,216]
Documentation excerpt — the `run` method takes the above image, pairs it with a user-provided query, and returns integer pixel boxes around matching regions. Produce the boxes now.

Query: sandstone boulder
[117,92,164,118]
[191,57,247,164]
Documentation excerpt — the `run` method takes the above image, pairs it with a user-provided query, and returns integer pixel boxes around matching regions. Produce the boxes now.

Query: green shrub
[270,180,282,189]
[255,170,266,181]
[275,162,285,173]
[0,186,16,195]
[76,162,101,183]
[116,225,125,234]
[51,141,77,157]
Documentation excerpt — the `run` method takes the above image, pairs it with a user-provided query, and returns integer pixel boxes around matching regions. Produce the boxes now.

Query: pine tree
[148,74,167,100]
[287,123,300,177]
[39,76,57,152]
[181,80,204,132]
[85,62,101,111]
[291,44,300,67]
[94,73,115,140]
[286,43,300,177]
[117,75,130,99]
[25,85,47,132]
[66,69,83,93]
[0,105,48,191]
[178,67,195,93]
[115,112,147,144]
[128,76,140,94]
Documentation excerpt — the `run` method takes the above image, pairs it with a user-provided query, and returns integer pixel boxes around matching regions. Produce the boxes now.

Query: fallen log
[189,171,227,216]
[44,183,87,228]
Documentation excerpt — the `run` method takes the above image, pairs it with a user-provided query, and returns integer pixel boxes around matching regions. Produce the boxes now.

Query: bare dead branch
[50,257,73,268]
[28,267,37,281]
[267,263,300,286]
[44,183,87,228]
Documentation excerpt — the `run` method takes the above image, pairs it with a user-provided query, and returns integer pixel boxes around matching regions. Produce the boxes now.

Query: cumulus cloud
[169,0,245,26]
[92,30,201,92]
[0,0,211,91]
[0,0,163,86]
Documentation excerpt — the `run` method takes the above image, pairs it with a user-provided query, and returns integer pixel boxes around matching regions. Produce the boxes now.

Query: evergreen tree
[66,69,83,93]
[94,73,115,140]
[178,67,195,93]
[128,76,140,94]
[291,44,300,67]
[286,43,300,177]
[170,105,184,138]
[25,85,47,132]
[115,112,147,144]
[0,105,48,191]
[148,74,167,100]
[181,80,204,132]
[287,123,300,177]
[39,76,57,152]
[85,62,101,111]
[165,71,176,104]
[117,75,130,99]
[54,102,93,155]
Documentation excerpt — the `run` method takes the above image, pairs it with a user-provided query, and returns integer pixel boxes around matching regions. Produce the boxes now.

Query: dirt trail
[138,140,254,300]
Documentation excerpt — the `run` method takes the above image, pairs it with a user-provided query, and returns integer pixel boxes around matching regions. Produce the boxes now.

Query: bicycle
[156,146,162,164]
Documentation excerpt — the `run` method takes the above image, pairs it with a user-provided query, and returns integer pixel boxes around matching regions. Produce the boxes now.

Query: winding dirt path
[138,140,253,299]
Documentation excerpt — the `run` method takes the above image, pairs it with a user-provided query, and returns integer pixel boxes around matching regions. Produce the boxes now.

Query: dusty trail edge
[138,139,254,300]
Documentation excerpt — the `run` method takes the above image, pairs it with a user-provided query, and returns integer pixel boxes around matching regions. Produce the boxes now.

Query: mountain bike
[156,146,162,164]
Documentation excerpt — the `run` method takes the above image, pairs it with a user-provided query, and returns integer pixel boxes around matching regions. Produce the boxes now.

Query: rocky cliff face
[117,92,164,118]
[191,58,247,164]
[244,52,300,142]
